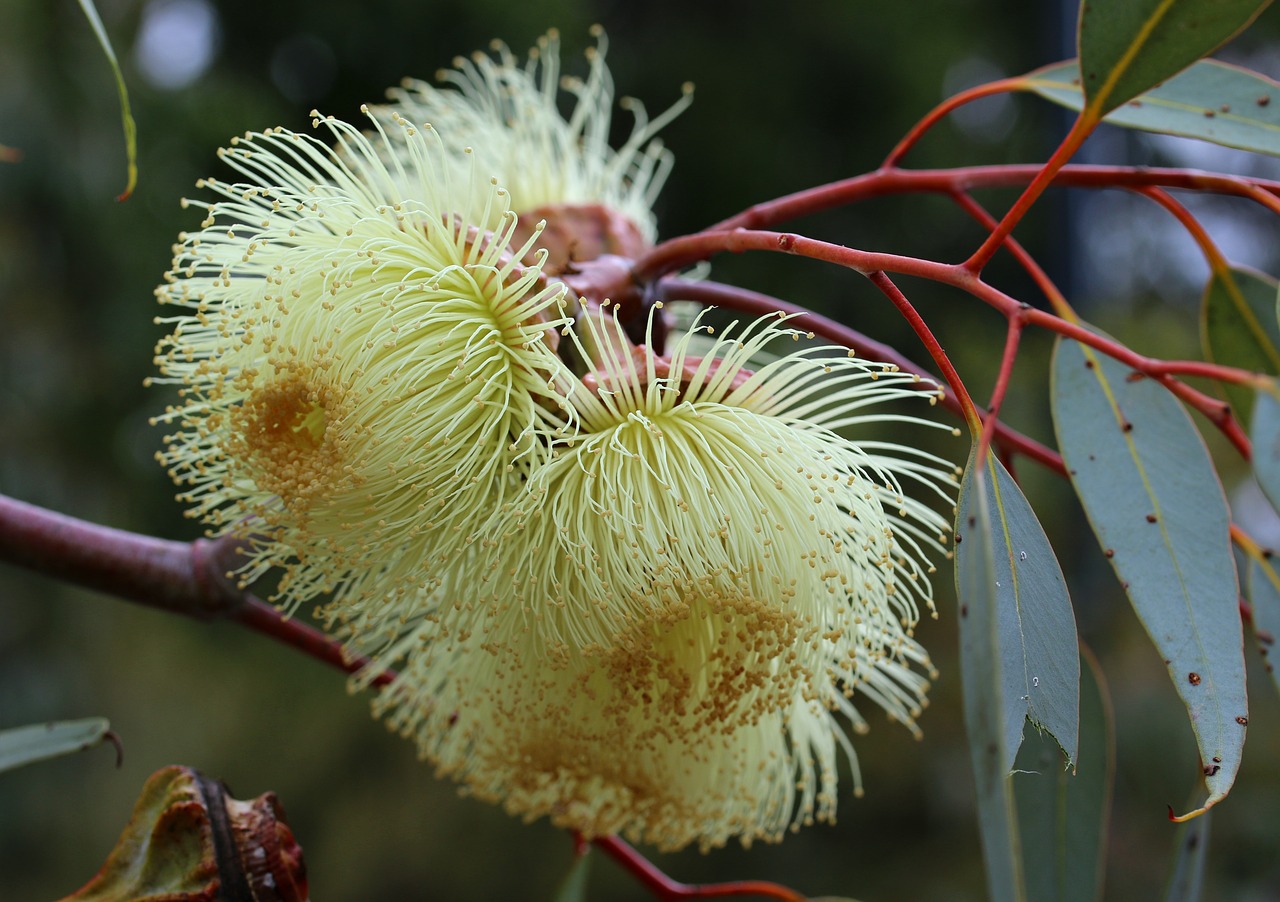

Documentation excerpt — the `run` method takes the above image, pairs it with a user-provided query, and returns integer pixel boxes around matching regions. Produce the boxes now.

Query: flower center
[586,591,818,739]
[227,367,353,512]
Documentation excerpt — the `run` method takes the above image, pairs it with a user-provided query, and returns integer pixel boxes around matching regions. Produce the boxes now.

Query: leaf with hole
[956,448,1080,769]
[955,455,1024,902]
[1014,650,1113,902]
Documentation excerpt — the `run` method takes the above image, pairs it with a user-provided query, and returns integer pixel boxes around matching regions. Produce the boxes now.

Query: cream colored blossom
[368,309,956,851]
[153,31,956,854]
[152,109,574,608]
[376,26,692,245]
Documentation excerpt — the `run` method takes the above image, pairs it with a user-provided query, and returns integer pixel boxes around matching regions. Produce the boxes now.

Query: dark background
[2,1,1280,899]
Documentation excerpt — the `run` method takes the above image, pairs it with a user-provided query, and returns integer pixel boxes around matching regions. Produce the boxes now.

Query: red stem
[638,228,1256,459]
[707,164,1280,234]
[232,598,392,687]
[1135,186,1230,272]
[950,190,1074,319]
[978,316,1027,458]
[965,115,1097,274]
[0,492,382,685]
[657,278,1062,470]
[882,78,1027,168]
[592,836,806,901]
[865,271,981,432]
[0,493,239,620]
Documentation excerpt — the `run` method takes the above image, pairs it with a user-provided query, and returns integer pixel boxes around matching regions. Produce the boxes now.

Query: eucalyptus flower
[152,30,956,854]
[376,26,693,272]
[151,109,574,608]
[370,308,956,851]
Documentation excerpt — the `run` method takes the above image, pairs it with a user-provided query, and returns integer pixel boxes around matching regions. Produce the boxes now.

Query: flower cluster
[152,30,956,851]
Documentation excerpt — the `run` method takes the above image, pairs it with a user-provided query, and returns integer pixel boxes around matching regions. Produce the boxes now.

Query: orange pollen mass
[227,370,353,512]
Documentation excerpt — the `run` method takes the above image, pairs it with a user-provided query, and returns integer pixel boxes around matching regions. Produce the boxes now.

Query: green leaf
[1250,390,1280,512]
[957,448,1081,767]
[955,455,1025,902]
[1014,650,1113,902]
[1017,59,1280,156]
[1077,0,1271,118]
[76,0,137,200]
[553,854,591,902]
[1164,800,1211,901]
[1245,554,1280,700]
[0,718,113,773]
[1203,267,1280,429]
[1051,336,1246,816]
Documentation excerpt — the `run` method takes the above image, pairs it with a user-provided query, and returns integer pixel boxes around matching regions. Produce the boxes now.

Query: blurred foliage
[2,0,1280,899]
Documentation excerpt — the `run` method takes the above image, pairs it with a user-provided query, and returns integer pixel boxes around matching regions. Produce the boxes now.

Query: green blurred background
[2,0,1280,898]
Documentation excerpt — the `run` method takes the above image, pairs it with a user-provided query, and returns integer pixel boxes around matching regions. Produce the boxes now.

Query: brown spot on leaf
[1259,95,1272,107]
[1146,514,1158,523]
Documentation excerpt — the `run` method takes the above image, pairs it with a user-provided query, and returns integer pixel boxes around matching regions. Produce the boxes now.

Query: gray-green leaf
[1051,336,1245,814]
[956,454,1025,902]
[0,718,113,774]
[1014,650,1113,902]
[1018,59,1280,156]
[1203,267,1280,429]
[1251,389,1280,512]
[552,854,591,902]
[1245,554,1280,700]
[957,448,1081,768]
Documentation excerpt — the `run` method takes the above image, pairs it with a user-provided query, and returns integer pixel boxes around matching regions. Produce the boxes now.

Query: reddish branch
[593,836,807,901]
[657,277,1064,472]
[706,163,1280,234]
[964,117,1098,274]
[635,227,1259,462]
[864,270,981,431]
[0,493,386,686]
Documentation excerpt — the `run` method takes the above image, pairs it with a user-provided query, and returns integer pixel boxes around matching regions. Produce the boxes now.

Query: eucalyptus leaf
[0,718,113,774]
[1245,555,1280,700]
[1051,336,1245,815]
[1017,59,1280,156]
[76,0,137,199]
[1014,650,1113,902]
[1077,0,1271,118]
[552,854,591,902]
[955,454,1026,902]
[1203,267,1280,429]
[1251,390,1280,513]
[956,448,1080,767]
